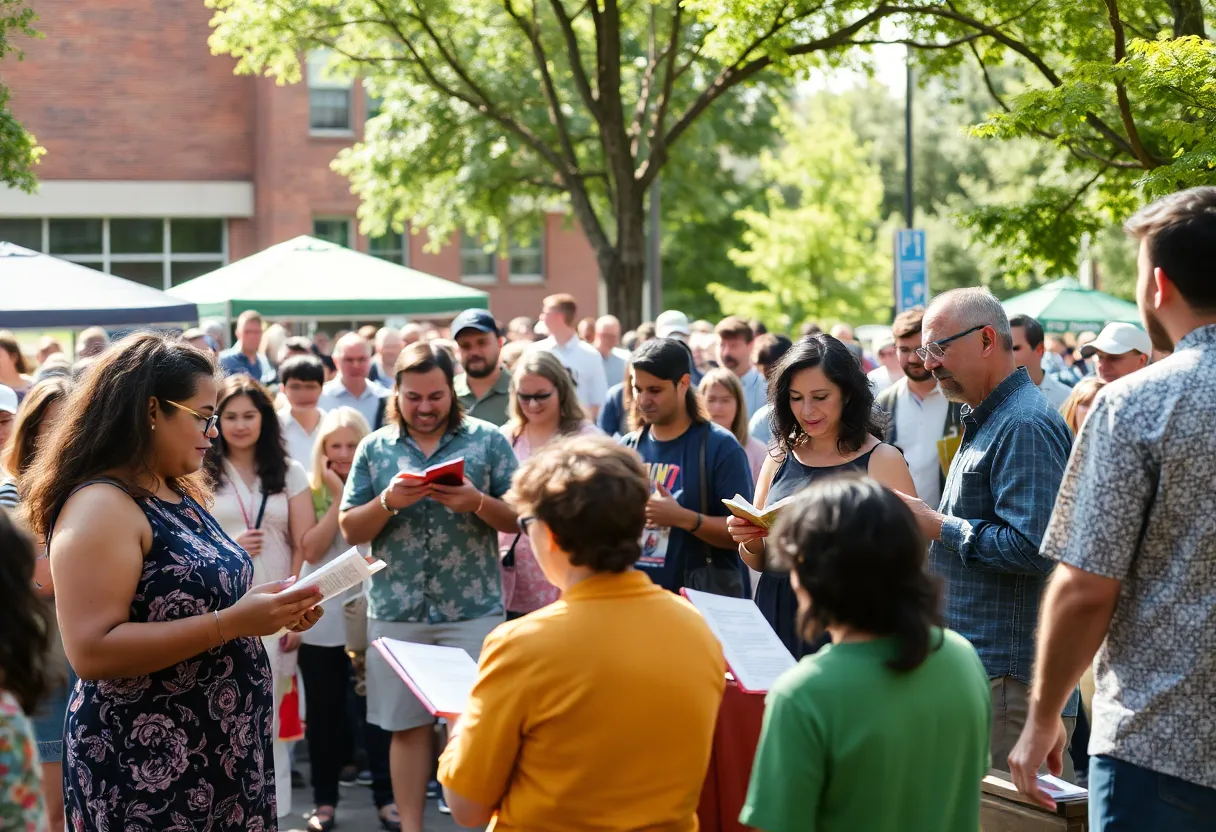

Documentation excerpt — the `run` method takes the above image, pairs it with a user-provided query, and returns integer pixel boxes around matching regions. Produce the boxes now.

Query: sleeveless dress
[60,482,276,831]
[754,446,879,657]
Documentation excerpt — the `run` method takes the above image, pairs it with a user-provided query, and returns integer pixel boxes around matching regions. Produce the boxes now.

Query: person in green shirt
[741,476,991,832]
[451,309,512,427]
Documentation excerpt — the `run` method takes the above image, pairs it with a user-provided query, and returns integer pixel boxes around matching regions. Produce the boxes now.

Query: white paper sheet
[682,588,796,693]
[291,546,386,605]
[375,638,479,717]
[1037,774,1088,802]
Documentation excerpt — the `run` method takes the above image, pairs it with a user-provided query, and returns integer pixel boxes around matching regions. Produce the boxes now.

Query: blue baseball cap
[450,309,499,338]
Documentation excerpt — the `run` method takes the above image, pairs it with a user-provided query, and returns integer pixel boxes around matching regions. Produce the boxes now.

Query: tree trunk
[1169,0,1206,38]
[593,195,648,330]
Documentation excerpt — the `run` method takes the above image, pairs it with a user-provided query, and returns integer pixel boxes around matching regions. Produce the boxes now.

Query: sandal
[306,806,336,832]
[378,803,401,832]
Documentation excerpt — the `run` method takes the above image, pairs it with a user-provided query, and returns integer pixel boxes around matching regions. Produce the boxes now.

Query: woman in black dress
[22,334,325,831]
[728,335,917,656]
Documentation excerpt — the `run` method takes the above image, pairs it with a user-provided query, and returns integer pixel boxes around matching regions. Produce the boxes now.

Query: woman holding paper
[23,333,323,832]
[499,350,600,619]
[296,407,400,831]
[740,476,990,832]
[438,435,725,831]
[727,335,915,656]
[204,374,317,818]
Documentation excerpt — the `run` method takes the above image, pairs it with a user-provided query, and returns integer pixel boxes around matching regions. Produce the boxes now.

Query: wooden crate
[981,771,1087,832]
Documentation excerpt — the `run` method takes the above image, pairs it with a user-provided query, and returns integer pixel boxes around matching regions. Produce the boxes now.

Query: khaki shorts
[366,616,502,732]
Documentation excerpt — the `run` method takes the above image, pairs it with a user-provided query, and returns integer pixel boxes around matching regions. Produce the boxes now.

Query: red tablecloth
[697,680,766,832]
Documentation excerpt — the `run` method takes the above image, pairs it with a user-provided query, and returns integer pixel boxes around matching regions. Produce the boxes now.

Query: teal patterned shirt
[341,417,517,623]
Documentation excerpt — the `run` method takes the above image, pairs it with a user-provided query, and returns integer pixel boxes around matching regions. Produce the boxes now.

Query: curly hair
[770,476,943,672]
[202,375,289,496]
[767,334,882,456]
[0,510,49,712]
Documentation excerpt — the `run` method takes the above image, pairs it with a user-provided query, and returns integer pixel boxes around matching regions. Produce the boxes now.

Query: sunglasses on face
[517,391,555,405]
[915,324,986,362]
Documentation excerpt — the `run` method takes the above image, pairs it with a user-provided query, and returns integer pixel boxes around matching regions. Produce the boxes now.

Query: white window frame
[307,50,354,136]
[313,217,354,248]
[369,229,409,266]
[460,229,498,286]
[507,229,544,284]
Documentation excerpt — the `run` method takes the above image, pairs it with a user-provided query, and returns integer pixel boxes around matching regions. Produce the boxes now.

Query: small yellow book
[721,493,799,530]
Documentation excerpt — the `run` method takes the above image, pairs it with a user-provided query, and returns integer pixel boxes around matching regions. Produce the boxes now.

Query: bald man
[594,315,631,388]
[318,332,390,427]
[371,326,405,384]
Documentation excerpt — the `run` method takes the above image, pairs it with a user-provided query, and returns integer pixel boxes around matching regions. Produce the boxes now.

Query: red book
[397,457,465,487]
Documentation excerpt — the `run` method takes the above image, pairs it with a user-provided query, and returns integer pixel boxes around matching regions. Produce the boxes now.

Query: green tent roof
[169,235,489,319]
[1002,277,1141,334]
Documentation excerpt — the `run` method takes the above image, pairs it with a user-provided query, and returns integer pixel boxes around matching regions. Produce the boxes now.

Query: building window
[508,232,544,283]
[308,50,353,133]
[313,218,352,248]
[369,231,407,265]
[460,230,498,285]
[0,218,226,289]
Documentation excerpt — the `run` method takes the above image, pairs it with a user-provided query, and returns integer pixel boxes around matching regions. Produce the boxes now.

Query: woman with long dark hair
[0,331,34,403]
[204,374,316,819]
[741,476,990,832]
[0,376,71,829]
[22,333,323,831]
[727,334,916,655]
[0,510,50,828]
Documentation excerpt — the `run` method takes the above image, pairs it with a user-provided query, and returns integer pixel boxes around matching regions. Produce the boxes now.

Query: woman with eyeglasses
[438,435,724,830]
[499,350,600,619]
[203,374,318,820]
[21,334,323,831]
[727,335,916,657]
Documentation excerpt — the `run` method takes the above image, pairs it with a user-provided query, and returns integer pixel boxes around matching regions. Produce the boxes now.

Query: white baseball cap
[0,384,17,415]
[1080,322,1152,358]
[655,310,691,339]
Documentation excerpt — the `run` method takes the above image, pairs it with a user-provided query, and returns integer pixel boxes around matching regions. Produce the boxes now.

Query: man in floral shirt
[340,342,518,832]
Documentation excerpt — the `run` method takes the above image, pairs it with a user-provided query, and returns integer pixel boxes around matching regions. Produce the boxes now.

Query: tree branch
[649,2,683,156]
[1103,0,1161,168]
[1054,168,1105,228]
[546,0,601,118]
[629,2,681,155]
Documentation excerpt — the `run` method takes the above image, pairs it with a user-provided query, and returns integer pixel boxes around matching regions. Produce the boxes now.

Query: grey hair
[927,288,1013,351]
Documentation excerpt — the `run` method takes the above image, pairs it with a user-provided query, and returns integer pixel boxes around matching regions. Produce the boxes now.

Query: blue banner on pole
[895,229,928,313]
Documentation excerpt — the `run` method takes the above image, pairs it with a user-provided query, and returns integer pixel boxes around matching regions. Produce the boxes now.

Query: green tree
[0,1,42,191]
[710,96,891,331]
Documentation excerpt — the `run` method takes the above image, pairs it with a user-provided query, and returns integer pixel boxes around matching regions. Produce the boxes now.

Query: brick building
[0,0,601,325]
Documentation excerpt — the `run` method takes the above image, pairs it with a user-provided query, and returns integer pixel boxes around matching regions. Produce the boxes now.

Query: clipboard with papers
[680,588,796,694]
[372,638,479,719]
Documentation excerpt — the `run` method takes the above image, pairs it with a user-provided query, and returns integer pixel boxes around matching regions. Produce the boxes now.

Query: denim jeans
[1089,755,1216,831]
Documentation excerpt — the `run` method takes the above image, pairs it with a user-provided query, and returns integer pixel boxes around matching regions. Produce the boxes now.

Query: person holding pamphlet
[741,476,991,832]
[727,335,915,656]
[24,334,324,832]
[437,435,725,830]
[339,342,518,832]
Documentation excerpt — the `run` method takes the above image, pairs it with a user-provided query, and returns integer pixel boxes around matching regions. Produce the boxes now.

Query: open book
[373,638,478,719]
[292,547,387,605]
[721,493,799,530]
[397,457,465,487]
[681,588,796,694]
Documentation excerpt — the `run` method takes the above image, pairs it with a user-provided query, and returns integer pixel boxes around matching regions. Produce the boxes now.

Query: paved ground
[281,765,471,832]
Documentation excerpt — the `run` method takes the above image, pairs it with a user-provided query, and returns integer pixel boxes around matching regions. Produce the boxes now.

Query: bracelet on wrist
[213,610,227,646]
[689,512,703,533]
[380,489,399,516]
[474,491,486,514]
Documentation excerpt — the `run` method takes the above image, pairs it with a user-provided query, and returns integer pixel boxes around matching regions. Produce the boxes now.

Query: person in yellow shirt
[438,434,726,830]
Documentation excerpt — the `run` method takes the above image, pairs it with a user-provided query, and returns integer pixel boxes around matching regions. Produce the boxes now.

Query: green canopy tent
[1002,278,1141,334]
[169,236,489,322]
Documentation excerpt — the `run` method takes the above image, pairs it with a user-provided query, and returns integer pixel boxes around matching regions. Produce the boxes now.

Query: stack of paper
[721,493,798,530]
[1036,774,1088,803]
[681,588,796,694]
[373,638,478,718]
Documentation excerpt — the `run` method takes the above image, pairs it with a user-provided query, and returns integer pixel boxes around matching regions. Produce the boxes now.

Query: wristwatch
[380,489,399,515]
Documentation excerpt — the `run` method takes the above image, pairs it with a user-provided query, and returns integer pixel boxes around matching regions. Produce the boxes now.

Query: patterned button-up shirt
[1043,324,1216,788]
[931,367,1073,685]
[341,417,517,623]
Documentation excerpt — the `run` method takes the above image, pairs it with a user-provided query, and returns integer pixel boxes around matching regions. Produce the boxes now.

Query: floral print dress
[0,690,46,831]
[60,486,276,831]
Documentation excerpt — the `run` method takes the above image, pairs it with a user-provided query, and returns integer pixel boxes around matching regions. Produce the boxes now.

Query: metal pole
[904,46,914,228]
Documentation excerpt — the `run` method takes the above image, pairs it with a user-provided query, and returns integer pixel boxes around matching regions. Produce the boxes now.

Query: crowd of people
[0,186,1212,832]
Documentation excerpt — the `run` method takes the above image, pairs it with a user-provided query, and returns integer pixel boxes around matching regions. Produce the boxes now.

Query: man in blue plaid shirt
[895,288,1076,779]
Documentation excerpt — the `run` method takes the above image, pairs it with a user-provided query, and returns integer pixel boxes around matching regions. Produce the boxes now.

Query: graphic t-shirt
[622,421,754,592]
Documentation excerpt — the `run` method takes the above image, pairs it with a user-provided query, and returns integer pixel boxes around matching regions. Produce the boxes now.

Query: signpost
[895,229,928,313]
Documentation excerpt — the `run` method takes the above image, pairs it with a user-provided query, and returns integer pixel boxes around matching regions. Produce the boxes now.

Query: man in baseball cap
[655,310,691,341]
[1080,322,1151,383]
[450,309,511,426]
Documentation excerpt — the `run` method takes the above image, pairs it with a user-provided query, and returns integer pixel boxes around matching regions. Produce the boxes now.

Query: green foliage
[711,96,891,331]
[0,1,42,192]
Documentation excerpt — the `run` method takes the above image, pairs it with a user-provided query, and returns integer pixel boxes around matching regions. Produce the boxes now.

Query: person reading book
[727,335,915,656]
[741,476,991,832]
[437,435,725,830]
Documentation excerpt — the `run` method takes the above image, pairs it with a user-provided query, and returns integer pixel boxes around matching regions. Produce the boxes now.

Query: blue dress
[60,482,276,831]
[754,446,879,657]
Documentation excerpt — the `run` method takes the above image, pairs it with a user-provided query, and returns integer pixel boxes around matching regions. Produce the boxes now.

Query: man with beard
[450,309,512,427]
[875,307,963,510]
[340,341,519,832]
[1010,187,1216,827]
[714,316,766,418]
[892,288,1078,781]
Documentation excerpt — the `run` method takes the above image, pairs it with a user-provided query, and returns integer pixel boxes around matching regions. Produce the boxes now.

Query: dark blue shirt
[931,367,1072,688]
[218,347,277,385]
[597,382,629,437]
[621,421,754,593]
